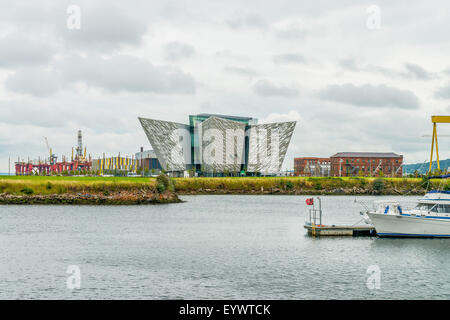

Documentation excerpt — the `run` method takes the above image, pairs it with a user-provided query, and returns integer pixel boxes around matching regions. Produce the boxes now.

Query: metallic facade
[247,121,296,174]
[138,117,190,171]
[139,114,296,174]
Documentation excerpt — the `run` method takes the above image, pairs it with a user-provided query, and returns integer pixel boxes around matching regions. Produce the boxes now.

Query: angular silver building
[138,114,296,175]
[139,118,190,171]
[247,121,297,174]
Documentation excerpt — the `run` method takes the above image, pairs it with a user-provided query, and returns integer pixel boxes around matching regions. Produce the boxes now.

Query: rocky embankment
[0,190,181,205]
[178,186,427,195]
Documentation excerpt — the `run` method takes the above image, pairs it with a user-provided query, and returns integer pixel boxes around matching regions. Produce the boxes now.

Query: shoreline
[177,188,425,196]
[0,176,446,204]
[0,191,181,205]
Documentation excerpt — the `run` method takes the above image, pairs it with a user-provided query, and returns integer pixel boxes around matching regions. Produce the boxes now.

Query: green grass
[0,176,447,195]
[0,176,154,182]
[0,176,156,195]
[172,176,430,192]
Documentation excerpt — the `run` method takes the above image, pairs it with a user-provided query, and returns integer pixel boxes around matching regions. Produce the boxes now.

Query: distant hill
[403,159,450,174]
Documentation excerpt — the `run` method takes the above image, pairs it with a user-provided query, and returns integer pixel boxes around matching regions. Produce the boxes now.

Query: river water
[0,195,449,300]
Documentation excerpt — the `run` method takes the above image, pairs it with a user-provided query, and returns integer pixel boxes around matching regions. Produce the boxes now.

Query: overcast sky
[1,0,450,172]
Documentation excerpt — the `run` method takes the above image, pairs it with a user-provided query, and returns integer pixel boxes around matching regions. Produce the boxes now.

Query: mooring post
[317,197,322,225]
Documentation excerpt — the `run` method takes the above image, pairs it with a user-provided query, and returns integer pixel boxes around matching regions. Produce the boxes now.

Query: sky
[1,0,450,172]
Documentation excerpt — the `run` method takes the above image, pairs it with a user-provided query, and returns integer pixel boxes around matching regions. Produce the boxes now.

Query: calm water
[0,195,449,300]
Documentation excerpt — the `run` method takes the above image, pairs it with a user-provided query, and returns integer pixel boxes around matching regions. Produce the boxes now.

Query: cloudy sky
[1,0,450,172]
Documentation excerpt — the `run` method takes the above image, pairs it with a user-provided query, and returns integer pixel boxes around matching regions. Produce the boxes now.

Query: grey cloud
[215,50,251,62]
[273,53,306,65]
[163,41,196,61]
[0,99,132,133]
[0,2,148,53]
[5,55,196,96]
[340,58,433,80]
[274,20,308,39]
[435,84,450,99]
[5,68,63,96]
[64,55,196,94]
[0,34,54,68]
[339,58,360,71]
[340,58,400,77]
[319,83,420,109]
[224,66,259,77]
[60,5,147,51]
[403,63,433,80]
[253,79,299,97]
[225,13,268,30]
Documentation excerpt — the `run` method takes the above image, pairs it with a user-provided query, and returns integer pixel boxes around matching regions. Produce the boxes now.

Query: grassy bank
[1,176,448,196]
[0,176,182,205]
[173,176,448,195]
[0,176,156,195]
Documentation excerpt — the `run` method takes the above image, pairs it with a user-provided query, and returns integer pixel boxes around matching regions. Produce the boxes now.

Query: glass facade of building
[188,114,257,172]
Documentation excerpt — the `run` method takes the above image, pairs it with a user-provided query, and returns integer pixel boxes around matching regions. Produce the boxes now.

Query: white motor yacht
[366,189,450,238]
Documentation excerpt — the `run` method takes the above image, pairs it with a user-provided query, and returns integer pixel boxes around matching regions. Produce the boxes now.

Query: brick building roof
[294,157,330,160]
[330,152,402,158]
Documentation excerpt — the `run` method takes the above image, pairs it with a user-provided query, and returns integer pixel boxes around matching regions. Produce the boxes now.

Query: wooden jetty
[304,197,377,237]
[304,223,376,237]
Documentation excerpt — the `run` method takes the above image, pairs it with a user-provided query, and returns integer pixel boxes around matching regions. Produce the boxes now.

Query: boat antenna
[354,197,370,212]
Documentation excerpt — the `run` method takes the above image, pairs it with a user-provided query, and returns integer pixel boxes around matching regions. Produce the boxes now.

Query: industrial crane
[43,136,57,165]
[429,115,450,173]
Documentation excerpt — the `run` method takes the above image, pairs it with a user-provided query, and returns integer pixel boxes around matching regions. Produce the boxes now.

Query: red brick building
[294,157,331,176]
[330,152,403,177]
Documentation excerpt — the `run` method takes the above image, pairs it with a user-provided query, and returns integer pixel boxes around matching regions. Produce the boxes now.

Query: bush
[286,180,294,190]
[156,173,174,193]
[20,187,34,195]
[46,182,53,190]
[372,178,384,192]
[156,183,165,193]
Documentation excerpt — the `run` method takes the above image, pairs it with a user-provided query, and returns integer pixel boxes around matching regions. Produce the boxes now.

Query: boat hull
[367,212,450,238]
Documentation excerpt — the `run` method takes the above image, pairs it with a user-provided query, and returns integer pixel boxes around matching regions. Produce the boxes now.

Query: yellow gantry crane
[429,115,450,173]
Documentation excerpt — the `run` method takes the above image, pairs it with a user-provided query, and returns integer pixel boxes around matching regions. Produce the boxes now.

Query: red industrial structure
[15,130,92,176]
[15,158,92,176]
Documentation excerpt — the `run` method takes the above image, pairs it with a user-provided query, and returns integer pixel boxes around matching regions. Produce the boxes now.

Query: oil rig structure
[15,130,92,176]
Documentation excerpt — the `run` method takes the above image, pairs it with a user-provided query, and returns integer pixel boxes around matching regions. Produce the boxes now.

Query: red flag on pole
[306,198,314,205]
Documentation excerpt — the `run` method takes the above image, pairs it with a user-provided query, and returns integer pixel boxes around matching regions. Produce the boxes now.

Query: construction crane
[43,136,50,154]
[429,115,450,173]
[43,136,57,165]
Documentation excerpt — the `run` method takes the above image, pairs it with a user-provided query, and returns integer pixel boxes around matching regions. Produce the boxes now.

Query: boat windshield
[416,203,450,213]
[416,203,435,211]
